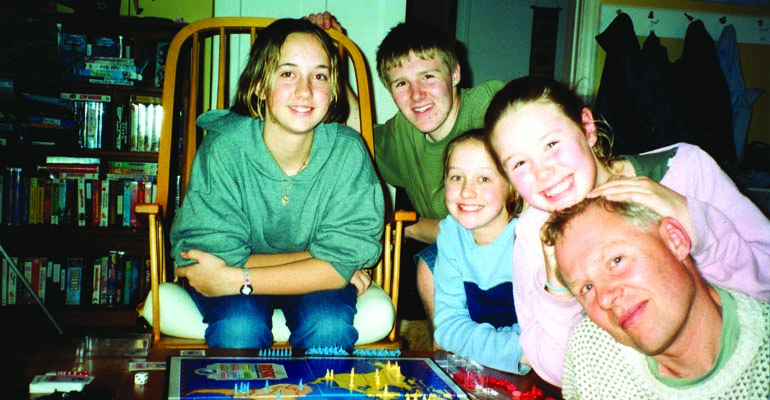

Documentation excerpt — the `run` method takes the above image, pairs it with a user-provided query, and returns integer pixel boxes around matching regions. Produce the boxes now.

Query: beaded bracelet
[544,280,569,293]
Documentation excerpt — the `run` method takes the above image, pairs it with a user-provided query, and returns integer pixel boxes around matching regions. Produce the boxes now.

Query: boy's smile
[385,53,460,142]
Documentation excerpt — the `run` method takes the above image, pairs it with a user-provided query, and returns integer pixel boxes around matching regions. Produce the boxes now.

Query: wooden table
[13,338,562,399]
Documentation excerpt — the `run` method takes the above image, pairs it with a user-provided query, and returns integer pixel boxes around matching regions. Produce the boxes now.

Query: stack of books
[77,56,142,86]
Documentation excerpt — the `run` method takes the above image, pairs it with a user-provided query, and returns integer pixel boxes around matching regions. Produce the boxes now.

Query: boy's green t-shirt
[373,80,505,219]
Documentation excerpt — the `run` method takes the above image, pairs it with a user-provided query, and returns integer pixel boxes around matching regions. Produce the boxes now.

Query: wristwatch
[239,267,253,296]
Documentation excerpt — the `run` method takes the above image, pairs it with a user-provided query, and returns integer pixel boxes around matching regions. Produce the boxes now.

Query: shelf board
[0,306,141,328]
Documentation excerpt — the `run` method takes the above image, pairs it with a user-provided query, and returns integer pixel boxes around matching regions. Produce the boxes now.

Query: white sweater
[562,288,770,399]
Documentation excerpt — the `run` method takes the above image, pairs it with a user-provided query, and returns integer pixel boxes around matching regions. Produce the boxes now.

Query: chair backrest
[155,17,375,223]
[147,18,412,345]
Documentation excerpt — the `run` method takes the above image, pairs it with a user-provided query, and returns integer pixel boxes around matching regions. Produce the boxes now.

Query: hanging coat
[671,19,736,164]
[595,13,691,155]
[716,23,764,164]
[594,12,645,155]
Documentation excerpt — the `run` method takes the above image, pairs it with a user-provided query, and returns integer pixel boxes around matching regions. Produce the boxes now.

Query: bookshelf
[0,11,185,330]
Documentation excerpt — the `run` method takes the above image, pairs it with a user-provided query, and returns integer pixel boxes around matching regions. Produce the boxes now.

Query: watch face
[240,284,253,295]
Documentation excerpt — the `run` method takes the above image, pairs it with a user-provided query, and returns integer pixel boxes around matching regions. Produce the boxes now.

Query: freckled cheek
[444,185,460,203]
[391,91,410,109]
[507,174,531,197]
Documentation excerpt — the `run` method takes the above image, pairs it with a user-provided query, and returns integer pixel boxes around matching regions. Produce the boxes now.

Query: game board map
[167,356,469,399]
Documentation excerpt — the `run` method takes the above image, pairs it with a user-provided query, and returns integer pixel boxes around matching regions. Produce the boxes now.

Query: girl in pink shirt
[483,76,770,386]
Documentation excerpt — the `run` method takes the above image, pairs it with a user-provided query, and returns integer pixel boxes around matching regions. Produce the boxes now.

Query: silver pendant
[282,194,289,207]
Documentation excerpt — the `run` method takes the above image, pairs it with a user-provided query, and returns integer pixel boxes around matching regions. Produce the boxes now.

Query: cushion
[140,282,395,345]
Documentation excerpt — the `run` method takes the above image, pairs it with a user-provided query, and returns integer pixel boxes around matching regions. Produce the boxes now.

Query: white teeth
[545,179,570,198]
[458,204,483,211]
[414,105,430,113]
[293,106,312,112]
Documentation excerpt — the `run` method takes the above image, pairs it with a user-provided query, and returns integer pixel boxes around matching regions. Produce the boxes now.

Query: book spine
[7,258,17,305]
[130,257,140,305]
[123,257,131,305]
[1,259,7,306]
[45,259,55,305]
[77,179,86,227]
[57,179,67,225]
[115,251,125,305]
[49,261,62,307]
[91,258,101,305]
[99,255,108,305]
[91,179,100,227]
[0,175,4,226]
[65,259,83,305]
[45,156,101,165]
[43,164,99,173]
[58,266,66,305]
[38,257,47,304]
[29,178,38,224]
[143,103,154,152]
[42,179,52,225]
[122,181,131,227]
[57,172,100,180]
[107,161,158,175]
[109,180,120,227]
[129,181,139,227]
[115,103,129,151]
[30,258,40,304]
[130,104,139,151]
[23,259,32,304]
[106,251,118,305]
[27,116,76,129]
[60,93,112,102]
[152,104,163,152]
[100,179,109,227]
[29,177,38,224]
[21,177,29,225]
[136,104,146,152]
[105,173,155,182]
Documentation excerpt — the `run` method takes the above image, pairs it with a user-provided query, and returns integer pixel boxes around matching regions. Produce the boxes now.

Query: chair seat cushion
[140,282,395,345]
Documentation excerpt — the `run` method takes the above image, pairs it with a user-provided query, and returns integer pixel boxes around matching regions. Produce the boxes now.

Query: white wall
[456,0,568,86]
[214,0,405,124]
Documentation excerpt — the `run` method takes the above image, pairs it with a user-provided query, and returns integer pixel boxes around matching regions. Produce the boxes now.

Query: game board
[167,356,468,399]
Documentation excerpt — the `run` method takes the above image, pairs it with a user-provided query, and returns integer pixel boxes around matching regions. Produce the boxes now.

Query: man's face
[384,52,460,142]
[554,206,697,356]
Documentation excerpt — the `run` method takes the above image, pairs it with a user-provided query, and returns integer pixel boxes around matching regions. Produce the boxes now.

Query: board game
[167,356,468,399]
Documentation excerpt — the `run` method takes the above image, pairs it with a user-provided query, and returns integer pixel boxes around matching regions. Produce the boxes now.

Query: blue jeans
[186,281,358,349]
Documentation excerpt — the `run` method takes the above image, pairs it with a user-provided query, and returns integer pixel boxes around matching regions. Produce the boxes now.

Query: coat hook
[719,16,727,25]
[616,8,623,16]
[684,12,694,22]
[647,10,659,30]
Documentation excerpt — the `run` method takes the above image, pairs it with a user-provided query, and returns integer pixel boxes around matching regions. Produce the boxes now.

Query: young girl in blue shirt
[433,129,528,373]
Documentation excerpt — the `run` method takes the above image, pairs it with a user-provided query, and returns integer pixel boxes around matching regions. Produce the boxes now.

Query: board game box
[167,356,468,399]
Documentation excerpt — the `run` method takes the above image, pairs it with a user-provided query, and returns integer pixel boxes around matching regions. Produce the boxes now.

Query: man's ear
[581,108,598,147]
[658,216,692,261]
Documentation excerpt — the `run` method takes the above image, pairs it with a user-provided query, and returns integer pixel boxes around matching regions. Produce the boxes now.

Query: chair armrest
[386,210,417,224]
[135,203,161,216]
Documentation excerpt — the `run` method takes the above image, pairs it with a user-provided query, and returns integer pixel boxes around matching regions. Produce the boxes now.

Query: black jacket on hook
[672,19,735,164]
[595,13,734,164]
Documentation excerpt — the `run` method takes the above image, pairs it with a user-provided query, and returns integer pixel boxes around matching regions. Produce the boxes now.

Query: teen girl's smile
[490,102,599,212]
[263,32,331,137]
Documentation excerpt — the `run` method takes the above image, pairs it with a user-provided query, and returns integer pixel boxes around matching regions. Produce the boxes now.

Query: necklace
[280,157,309,207]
